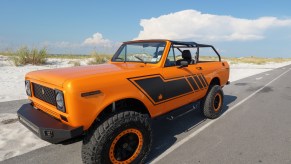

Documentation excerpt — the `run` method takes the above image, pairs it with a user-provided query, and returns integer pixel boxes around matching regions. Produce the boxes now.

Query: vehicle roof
[123,39,213,47]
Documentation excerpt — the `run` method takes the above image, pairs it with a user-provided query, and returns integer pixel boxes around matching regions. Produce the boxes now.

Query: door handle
[196,67,203,70]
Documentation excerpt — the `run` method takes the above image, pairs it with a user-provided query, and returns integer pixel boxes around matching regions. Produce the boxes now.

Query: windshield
[112,42,166,63]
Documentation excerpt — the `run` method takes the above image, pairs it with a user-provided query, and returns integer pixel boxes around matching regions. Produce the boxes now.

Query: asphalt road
[1,65,291,164]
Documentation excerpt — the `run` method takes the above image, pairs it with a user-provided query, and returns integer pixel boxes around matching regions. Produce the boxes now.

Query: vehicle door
[159,45,206,113]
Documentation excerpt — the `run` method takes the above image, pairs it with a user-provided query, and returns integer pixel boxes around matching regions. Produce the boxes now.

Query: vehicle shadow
[146,94,237,162]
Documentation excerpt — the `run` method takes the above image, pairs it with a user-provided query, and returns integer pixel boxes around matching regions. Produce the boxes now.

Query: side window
[174,47,198,65]
[117,46,126,61]
[165,46,176,67]
[165,46,198,66]
[198,47,219,62]
[178,48,198,64]
[173,48,182,61]
[188,48,198,62]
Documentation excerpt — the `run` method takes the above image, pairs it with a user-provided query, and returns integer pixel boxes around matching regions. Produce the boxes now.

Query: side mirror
[179,61,188,68]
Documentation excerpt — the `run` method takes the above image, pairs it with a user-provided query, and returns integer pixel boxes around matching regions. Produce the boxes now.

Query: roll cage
[170,41,221,62]
[111,40,221,63]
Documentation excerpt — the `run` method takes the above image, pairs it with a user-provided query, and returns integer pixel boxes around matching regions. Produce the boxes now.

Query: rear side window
[164,43,221,67]
[198,47,220,62]
[165,45,197,67]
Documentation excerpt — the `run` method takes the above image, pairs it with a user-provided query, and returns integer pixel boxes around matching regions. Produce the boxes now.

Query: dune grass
[222,56,291,65]
[47,54,90,59]
[68,60,81,66]
[0,48,113,66]
[199,56,291,64]
[0,50,14,57]
[10,47,47,66]
[87,51,112,65]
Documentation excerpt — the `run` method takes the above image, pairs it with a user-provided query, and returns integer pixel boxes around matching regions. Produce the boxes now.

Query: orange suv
[17,40,229,163]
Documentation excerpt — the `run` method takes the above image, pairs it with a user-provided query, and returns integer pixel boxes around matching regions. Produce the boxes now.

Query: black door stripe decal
[128,74,208,105]
[198,75,207,88]
[193,75,203,89]
[201,74,208,86]
[187,77,199,91]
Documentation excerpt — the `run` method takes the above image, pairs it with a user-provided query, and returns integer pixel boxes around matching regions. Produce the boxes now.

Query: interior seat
[176,50,194,65]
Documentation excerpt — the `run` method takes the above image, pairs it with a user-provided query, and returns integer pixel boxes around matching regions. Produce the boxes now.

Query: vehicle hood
[26,63,154,87]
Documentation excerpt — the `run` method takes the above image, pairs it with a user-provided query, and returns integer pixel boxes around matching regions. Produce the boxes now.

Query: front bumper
[17,103,83,143]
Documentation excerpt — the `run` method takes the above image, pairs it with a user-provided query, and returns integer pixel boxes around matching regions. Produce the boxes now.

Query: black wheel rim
[213,93,222,112]
[109,128,143,163]
[114,133,139,161]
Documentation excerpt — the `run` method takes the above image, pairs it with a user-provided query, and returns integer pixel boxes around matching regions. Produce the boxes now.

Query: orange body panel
[25,40,229,130]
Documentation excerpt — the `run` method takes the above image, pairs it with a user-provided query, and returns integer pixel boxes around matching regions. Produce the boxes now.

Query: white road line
[150,68,290,164]
[256,77,263,80]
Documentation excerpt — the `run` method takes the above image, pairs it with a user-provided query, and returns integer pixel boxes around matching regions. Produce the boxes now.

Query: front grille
[32,83,56,106]
[34,102,60,119]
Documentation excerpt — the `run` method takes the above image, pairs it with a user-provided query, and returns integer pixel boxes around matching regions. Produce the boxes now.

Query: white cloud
[41,32,113,48]
[83,32,111,47]
[136,10,291,41]
[36,32,119,54]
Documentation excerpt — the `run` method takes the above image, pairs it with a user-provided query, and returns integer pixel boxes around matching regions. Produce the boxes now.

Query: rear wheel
[82,111,152,164]
[201,85,224,119]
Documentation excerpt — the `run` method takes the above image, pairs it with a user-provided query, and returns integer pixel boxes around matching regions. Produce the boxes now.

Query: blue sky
[1,0,291,57]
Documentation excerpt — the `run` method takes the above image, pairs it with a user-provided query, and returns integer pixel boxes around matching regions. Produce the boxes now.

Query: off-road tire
[82,110,152,164]
[201,85,224,119]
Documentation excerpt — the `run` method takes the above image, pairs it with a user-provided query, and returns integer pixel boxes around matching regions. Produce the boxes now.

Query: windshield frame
[111,41,167,64]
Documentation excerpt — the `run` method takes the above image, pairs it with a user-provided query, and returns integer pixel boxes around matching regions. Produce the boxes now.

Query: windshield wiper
[134,56,146,64]
[114,57,124,62]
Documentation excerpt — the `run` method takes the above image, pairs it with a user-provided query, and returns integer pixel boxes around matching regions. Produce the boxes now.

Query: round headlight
[56,92,64,109]
[25,81,31,96]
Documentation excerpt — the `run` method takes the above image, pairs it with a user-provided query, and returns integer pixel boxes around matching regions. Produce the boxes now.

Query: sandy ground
[0,56,90,103]
[228,61,291,82]
[0,114,50,161]
[0,56,90,161]
[0,55,291,161]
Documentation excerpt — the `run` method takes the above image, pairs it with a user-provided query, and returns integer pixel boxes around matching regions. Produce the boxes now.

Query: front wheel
[82,111,152,164]
[201,85,224,119]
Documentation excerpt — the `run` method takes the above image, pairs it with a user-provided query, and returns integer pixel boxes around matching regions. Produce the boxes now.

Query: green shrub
[0,49,14,57]
[11,47,47,66]
[87,51,112,65]
[222,56,291,65]
[68,60,81,66]
[47,54,89,59]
